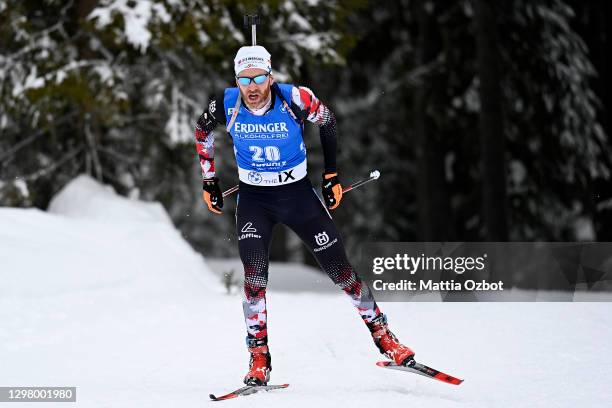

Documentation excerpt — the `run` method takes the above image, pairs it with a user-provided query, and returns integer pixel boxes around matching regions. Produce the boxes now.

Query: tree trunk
[474,0,508,241]
[413,1,450,241]
[72,0,102,179]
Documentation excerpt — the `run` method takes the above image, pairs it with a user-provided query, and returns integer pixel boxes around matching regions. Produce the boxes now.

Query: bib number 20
[250,145,281,162]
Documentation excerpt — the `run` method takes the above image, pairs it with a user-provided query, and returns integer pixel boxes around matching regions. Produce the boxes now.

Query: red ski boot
[368,314,415,366]
[244,345,272,385]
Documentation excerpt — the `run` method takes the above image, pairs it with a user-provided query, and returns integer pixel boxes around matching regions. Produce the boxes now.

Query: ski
[377,360,464,385]
[209,383,289,401]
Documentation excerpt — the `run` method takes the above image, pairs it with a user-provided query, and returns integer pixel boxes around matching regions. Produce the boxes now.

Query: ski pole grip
[243,12,261,46]
[243,14,260,28]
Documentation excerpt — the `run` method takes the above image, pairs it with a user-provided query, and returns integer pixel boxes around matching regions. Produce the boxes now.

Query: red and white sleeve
[291,86,334,126]
[194,112,216,180]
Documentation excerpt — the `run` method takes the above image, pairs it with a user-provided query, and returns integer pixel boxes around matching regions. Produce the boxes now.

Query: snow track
[1,175,610,407]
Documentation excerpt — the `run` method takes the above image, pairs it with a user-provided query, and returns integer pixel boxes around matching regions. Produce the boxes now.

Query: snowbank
[0,174,217,297]
[48,174,172,224]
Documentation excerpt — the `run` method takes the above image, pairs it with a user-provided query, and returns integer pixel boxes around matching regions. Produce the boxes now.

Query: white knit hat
[234,45,272,75]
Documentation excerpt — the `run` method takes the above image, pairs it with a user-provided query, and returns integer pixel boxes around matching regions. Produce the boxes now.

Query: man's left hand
[322,172,343,210]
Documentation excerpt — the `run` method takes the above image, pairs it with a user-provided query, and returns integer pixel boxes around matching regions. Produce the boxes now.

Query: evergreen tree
[0,0,358,256]
[318,0,609,254]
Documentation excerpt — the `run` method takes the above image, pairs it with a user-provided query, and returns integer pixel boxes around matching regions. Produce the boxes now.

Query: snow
[48,175,171,224]
[1,175,612,407]
[92,64,115,86]
[283,2,312,31]
[12,178,29,198]
[165,86,194,145]
[88,0,171,52]
[573,216,596,241]
[11,66,45,97]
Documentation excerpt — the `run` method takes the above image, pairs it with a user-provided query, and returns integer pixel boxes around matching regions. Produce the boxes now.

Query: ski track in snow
[1,175,611,407]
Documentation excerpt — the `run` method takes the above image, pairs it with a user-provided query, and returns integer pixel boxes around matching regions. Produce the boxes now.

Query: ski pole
[222,184,240,197]
[341,170,380,193]
[222,170,381,198]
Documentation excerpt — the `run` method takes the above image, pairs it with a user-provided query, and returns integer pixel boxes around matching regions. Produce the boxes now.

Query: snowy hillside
[0,176,611,407]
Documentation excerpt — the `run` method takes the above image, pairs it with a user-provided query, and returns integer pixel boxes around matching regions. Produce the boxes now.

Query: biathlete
[194,45,414,385]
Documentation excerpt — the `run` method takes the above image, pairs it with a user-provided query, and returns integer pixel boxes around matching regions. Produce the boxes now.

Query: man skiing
[194,45,414,386]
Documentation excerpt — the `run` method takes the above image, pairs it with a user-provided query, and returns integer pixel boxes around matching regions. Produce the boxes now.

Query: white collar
[246,95,272,116]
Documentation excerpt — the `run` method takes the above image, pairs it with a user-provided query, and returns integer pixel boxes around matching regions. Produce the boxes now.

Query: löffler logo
[239,222,261,240]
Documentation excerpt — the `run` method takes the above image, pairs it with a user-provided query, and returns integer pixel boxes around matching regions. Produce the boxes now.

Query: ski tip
[370,170,381,179]
[437,375,464,385]
[377,360,464,386]
[433,371,464,385]
[209,393,238,401]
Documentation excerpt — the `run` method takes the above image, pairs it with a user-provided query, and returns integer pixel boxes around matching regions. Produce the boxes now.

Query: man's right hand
[202,177,223,214]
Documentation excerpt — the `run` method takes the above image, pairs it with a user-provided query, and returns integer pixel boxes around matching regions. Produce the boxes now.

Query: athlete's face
[236,68,273,110]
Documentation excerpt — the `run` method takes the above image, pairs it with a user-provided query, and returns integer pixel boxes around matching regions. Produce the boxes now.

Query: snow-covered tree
[320,0,609,250]
[0,0,356,255]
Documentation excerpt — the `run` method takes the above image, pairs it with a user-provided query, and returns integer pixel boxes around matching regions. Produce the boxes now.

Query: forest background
[1,0,610,270]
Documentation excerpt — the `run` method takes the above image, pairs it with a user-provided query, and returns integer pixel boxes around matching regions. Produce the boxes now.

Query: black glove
[202,177,223,214]
[196,98,219,133]
[322,172,343,210]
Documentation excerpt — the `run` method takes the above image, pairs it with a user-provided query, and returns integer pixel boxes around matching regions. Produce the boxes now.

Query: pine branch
[0,111,78,163]
[20,145,83,182]
[97,146,138,165]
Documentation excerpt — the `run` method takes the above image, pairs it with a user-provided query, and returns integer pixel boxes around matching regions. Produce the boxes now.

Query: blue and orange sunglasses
[236,72,271,86]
